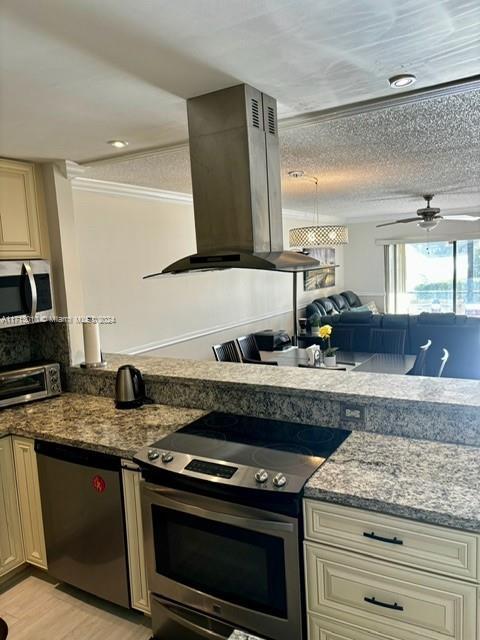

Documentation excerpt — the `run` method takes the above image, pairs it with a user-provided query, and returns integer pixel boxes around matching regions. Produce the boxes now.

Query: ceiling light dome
[107,140,129,148]
[418,219,439,231]
[388,74,417,89]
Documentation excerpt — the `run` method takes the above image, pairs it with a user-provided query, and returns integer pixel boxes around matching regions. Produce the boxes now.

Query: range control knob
[147,449,160,461]
[254,469,269,484]
[273,473,287,488]
[161,451,174,464]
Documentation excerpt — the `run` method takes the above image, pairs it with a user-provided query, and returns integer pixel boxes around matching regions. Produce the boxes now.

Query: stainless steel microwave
[0,260,54,328]
[0,362,61,409]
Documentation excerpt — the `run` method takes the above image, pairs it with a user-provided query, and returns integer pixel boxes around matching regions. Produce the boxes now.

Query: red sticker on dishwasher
[92,475,106,493]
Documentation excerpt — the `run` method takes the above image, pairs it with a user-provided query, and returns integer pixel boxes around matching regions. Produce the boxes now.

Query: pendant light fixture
[288,171,348,248]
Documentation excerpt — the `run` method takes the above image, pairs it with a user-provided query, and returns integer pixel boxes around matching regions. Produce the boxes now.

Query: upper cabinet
[0,158,48,259]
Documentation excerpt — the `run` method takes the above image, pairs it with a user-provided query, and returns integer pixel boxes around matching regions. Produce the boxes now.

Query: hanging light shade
[289,224,349,248]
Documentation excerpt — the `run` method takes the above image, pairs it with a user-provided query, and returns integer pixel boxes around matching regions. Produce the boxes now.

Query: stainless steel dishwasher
[35,440,130,608]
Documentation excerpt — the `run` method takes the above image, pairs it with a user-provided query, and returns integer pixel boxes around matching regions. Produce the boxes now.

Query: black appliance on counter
[253,330,291,351]
[134,412,350,640]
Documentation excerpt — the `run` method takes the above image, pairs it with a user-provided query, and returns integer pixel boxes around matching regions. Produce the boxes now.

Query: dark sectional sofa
[305,291,480,379]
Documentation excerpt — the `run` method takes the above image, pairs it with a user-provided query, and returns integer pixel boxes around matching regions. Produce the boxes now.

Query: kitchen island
[68,352,480,446]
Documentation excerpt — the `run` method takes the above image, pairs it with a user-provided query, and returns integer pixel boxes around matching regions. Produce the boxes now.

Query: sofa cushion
[341,290,362,307]
[339,311,373,324]
[318,297,337,315]
[382,314,409,329]
[418,312,456,325]
[329,294,350,312]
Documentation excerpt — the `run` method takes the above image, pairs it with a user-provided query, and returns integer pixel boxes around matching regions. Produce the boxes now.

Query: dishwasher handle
[35,440,121,471]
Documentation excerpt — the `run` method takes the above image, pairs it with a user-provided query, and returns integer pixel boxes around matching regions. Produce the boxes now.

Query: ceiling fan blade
[376,217,419,228]
[442,215,480,221]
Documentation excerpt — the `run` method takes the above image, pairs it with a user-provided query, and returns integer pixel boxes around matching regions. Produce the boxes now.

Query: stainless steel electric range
[134,412,350,640]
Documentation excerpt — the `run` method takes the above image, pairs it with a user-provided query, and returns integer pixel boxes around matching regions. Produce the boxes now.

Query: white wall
[72,182,344,358]
[344,219,480,310]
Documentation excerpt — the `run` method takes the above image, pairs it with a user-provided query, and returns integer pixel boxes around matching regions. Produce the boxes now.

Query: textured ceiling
[86,87,480,222]
[1,0,480,161]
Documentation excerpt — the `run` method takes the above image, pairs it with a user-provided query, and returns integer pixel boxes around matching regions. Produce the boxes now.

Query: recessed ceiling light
[388,74,417,89]
[288,170,305,178]
[107,140,129,149]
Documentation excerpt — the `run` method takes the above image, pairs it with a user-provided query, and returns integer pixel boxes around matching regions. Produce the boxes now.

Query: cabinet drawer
[305,543,477,640]
[304,500,479,581]
[308,613,393,639]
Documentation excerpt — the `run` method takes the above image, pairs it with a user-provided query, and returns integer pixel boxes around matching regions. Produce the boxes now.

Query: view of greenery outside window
[390,240,480,316]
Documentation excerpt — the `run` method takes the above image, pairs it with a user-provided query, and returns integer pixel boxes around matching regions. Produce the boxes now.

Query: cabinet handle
[363,531,403,545]
[364,596,404,611]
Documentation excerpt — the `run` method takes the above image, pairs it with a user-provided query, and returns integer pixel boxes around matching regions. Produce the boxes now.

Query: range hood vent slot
[251,97,260,128]
[267,106,276,135]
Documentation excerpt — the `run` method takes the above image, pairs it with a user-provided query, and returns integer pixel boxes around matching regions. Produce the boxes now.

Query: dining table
[260,348,416,375]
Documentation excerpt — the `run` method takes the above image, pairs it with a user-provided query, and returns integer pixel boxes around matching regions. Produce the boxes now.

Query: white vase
[324,354,337,368]
[311,327,320,336]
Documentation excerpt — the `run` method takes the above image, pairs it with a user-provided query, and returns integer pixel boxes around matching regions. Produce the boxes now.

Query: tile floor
[0,570,151,639]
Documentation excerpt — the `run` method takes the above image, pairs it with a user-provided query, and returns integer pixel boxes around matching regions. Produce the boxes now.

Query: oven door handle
[144,485,295,533]
[23,261,38,319]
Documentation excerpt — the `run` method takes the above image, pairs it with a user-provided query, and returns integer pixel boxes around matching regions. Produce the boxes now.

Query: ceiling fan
[376,195,480,230]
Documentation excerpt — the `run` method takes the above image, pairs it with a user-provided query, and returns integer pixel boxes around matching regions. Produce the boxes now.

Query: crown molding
[72,177,193,203]
[72,178,319,221]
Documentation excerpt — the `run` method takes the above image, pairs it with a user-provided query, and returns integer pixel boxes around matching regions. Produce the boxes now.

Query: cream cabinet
[0,158,48,259]
[12,437,47,569]
[304,500,480,640]
[122,461,150,614]
[0,437,25,578]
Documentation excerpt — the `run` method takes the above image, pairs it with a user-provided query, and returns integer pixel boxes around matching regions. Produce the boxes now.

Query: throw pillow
[350,301,380,314]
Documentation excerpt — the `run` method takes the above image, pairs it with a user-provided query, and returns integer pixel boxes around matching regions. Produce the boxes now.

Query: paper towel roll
[83,320,102,364]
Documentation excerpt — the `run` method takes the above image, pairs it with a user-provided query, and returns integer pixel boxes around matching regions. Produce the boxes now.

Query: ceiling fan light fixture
[388,74,417,89]
[418,219,439,231]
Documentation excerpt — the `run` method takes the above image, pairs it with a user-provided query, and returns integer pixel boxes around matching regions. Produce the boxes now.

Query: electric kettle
[115,365,147,409]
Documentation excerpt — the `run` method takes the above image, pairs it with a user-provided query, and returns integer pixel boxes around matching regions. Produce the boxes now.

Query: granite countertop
[84,353,480,409]
[305,430,480,533]
[0,393,206,458]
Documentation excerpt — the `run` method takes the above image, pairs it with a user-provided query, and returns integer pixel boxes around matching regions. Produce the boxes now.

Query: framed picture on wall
[303,248,336,291]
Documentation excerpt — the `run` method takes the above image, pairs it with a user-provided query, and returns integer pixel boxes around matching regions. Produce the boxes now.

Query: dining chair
[437,348,449,377]
[330,327,354,352]
[369,328,406,355]
[0,617,8,640]
[212,341,241,363]
[237,335,278,365]
[407,339,432,376]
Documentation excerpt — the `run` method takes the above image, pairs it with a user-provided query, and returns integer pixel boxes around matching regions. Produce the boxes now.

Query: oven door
[142,483,303,640]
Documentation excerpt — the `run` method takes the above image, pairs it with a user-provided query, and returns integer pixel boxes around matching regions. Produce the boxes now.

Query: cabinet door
[12,437,47,569]
[122,462,150,614]
[0,158,43,258]
[0,437,25,577]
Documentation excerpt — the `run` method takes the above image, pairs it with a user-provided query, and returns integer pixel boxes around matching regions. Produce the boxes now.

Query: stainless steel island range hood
[144,83,319,277]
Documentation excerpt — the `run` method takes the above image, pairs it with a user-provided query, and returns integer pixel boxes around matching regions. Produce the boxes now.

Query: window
[385,239,480,316]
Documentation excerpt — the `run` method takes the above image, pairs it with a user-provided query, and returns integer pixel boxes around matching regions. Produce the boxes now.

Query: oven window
[0,372,46,401]
[152,505,288,618]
